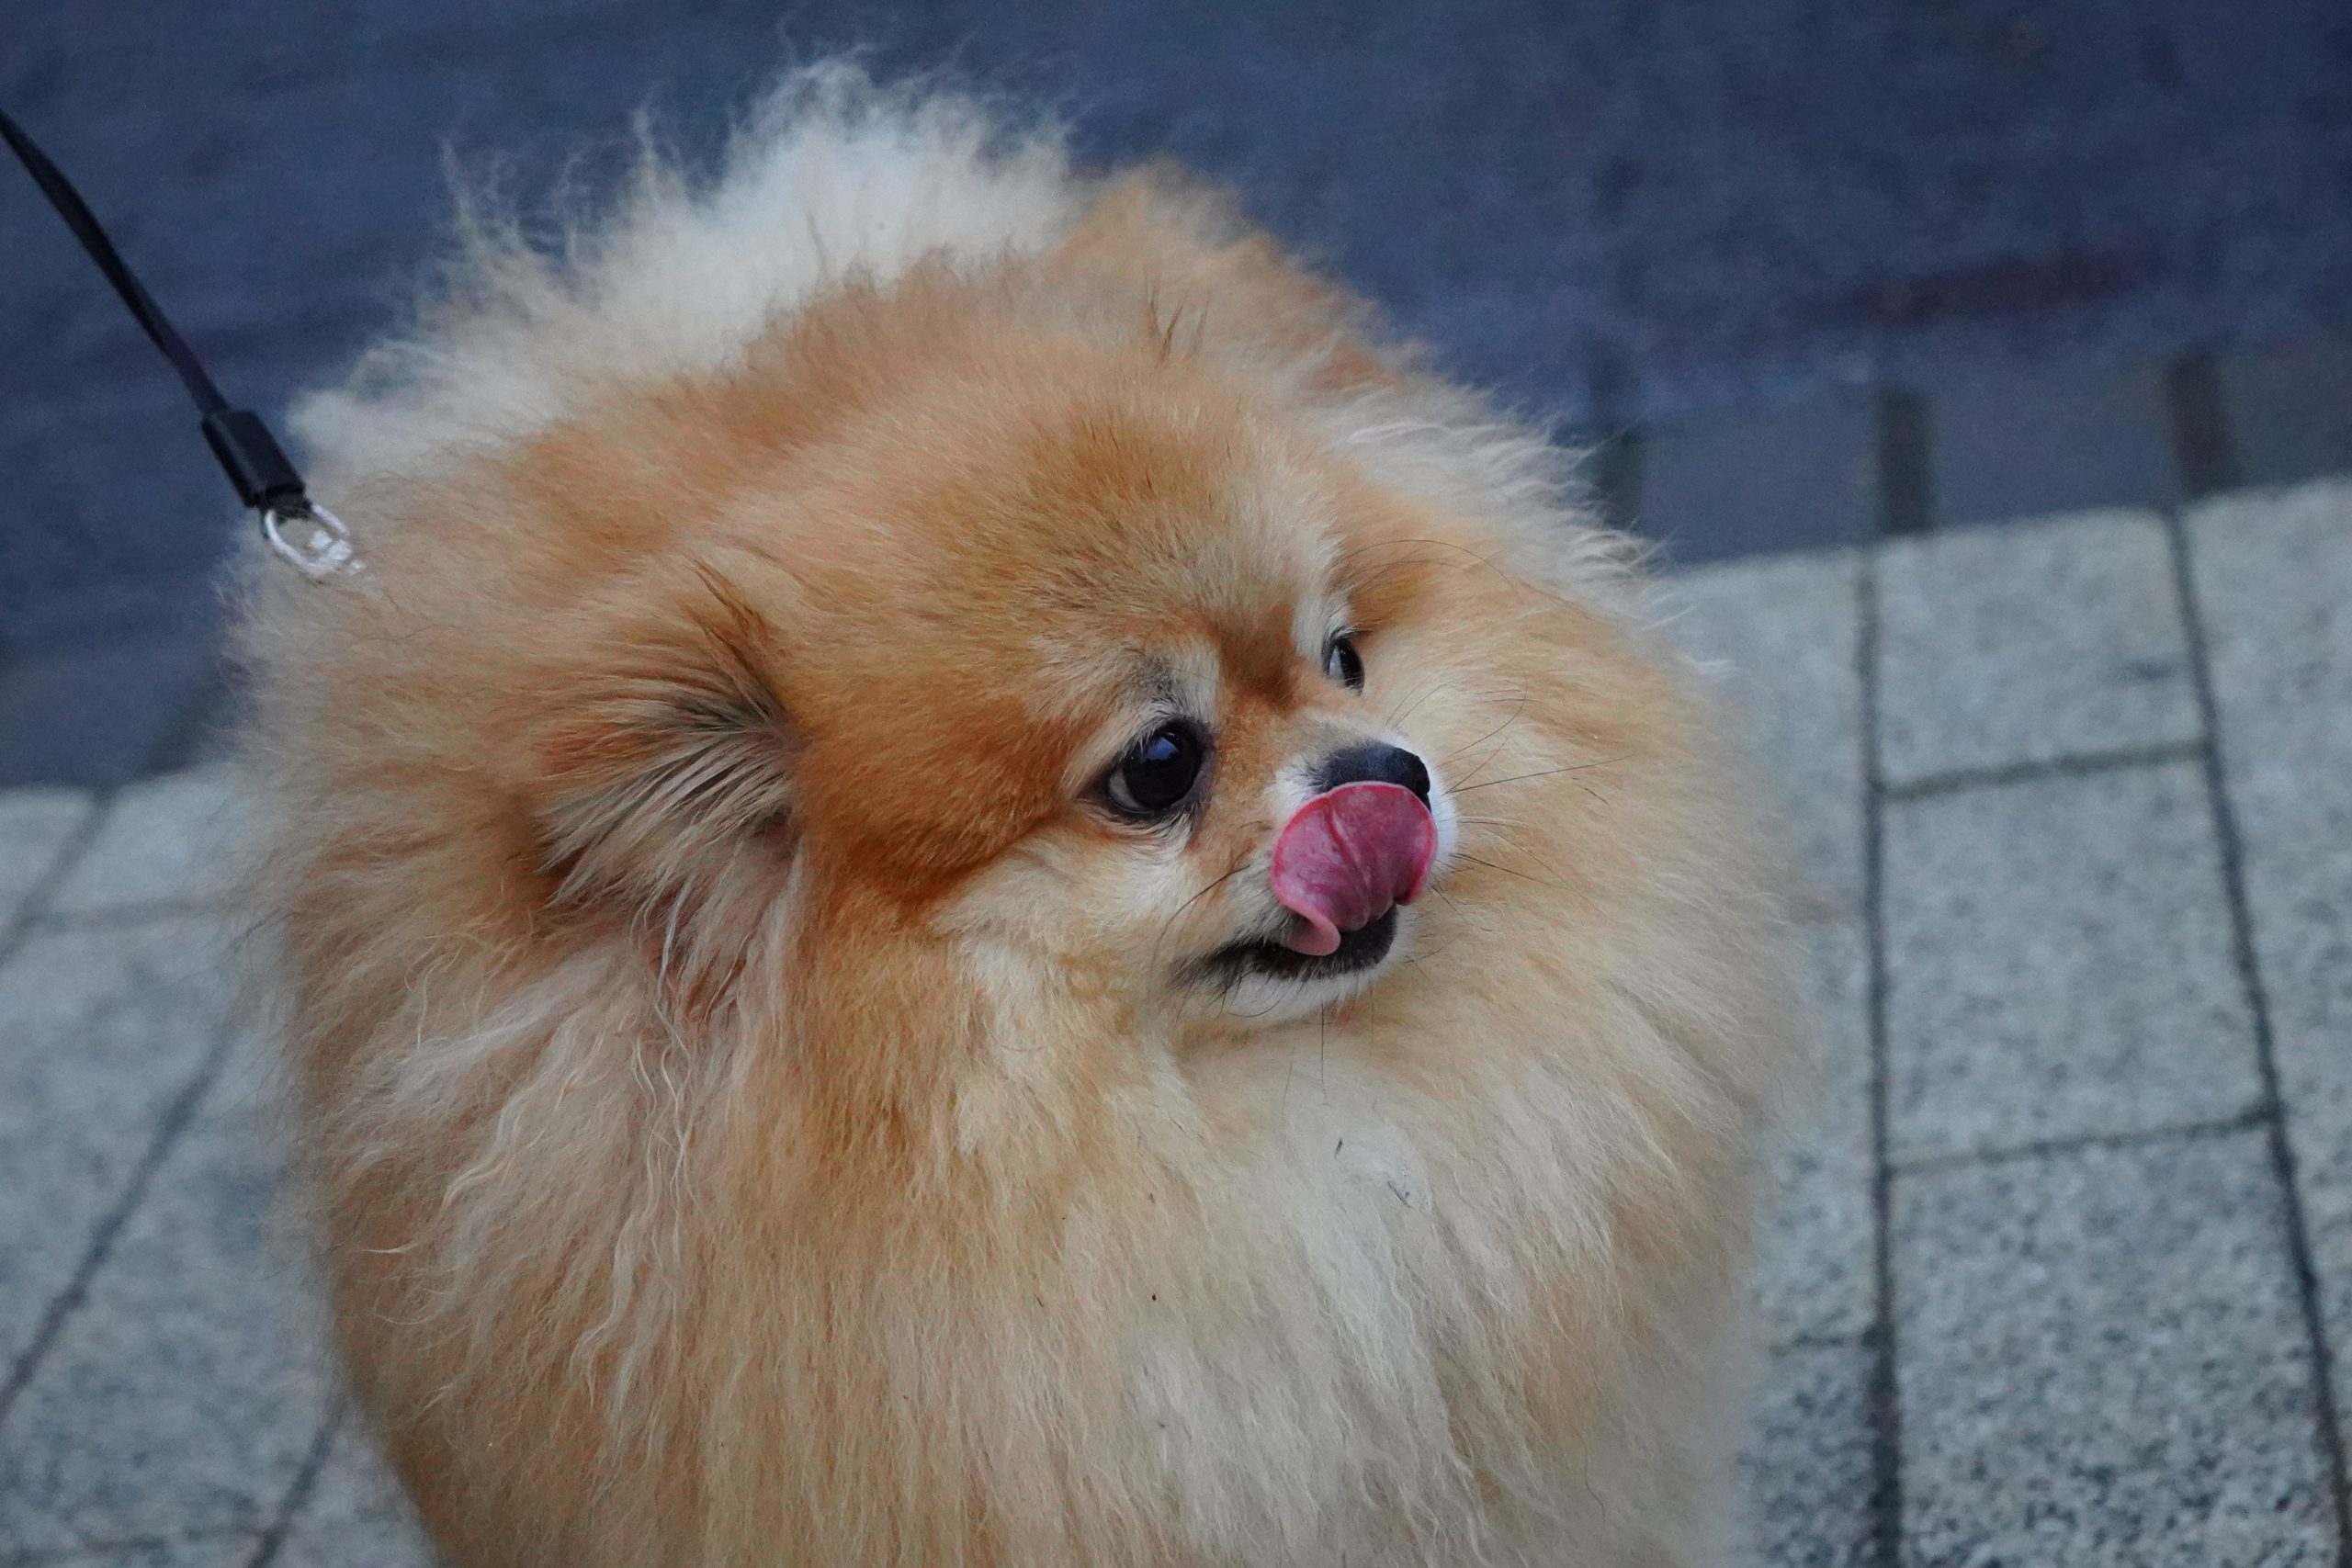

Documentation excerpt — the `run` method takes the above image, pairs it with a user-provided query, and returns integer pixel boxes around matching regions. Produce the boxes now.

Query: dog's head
[518,287,1498,1036]
[269,174,1694,1098]
[463,264,1651,1043]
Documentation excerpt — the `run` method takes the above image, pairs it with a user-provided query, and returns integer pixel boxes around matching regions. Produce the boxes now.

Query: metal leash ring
[261,501,364,580]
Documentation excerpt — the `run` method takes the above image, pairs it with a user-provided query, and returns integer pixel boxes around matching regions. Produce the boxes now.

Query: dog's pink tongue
[1269,782,1438,956]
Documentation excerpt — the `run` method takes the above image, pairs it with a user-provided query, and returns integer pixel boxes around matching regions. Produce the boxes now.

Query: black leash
[1,103,357,577]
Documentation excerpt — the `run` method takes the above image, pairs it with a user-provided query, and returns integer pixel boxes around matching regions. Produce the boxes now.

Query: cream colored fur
[242,64,1798,1568]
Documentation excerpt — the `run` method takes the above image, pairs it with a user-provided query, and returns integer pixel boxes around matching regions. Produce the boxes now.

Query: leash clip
[4,107,367,585]
[262,501,362,580]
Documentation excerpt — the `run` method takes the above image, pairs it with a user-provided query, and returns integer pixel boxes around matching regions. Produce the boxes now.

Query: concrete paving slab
[1883,761,2261,1160]
[2190,476,2352,1427]
[1754,918,1875,1348]
[0,1032,333,1554]
[1894,1130,2338,1567]
[47,766,258,916]
[274,1421,438,1568]
[1740,1337,1876,1568]
[1663,553,1876,1346]
[0,786,92,931]
[1663,549,1866,917]
[1875,509,2200,784]
[0,914,240,1377]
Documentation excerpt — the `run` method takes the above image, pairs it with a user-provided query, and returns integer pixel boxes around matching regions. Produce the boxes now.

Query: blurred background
[5,7,2352,1567]
[4,0,2351,788]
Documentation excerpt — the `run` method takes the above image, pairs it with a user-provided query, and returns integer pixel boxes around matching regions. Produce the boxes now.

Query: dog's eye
[1324,632,1365,692]
[1103,722,1208,820]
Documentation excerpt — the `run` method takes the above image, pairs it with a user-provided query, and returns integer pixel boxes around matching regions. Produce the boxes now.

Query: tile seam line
[36,893,240,933]
[1772,1327,1882,1357]
[1883,738,2206,803]
[1888,1105,2270,1176]
[0,770,251,1431]
[0,1019,240,1433]
[1857,549,1905,1567]
[0,781,118,968]
[2164,503,2352,1562]
[244,1395,348,1568]
[0,782,126,1417]
[1,1526,261,1568]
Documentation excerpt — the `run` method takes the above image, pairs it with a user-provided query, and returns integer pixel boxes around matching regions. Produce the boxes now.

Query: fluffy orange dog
[243,68,1795,1567]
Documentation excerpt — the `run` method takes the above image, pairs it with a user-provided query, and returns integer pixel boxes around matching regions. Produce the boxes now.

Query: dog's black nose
[1315,741,1431,806]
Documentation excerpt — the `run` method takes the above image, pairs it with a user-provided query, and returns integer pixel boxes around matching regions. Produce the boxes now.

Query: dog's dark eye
[1324,632,1365,692]
[1103,722,1208,820]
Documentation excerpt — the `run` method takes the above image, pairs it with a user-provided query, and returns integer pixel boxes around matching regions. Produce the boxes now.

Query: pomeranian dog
[242,67,1796,1568]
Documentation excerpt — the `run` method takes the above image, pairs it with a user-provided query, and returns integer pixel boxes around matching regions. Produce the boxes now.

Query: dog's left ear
[529,568,797,917]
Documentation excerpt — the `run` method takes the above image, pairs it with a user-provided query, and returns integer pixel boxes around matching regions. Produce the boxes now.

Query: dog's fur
[241,68,1797,1567]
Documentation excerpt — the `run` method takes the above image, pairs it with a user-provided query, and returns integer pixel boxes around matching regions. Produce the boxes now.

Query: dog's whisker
[1381,671,1445,730]
[1317,998,1330,1099]
[1430,887,1496,937]
[1390,677,1460,730]
[1439,692,1528,772]
[1150,861,1251,975]
[1454,815,1583,894]
[1452,757,1632,794]
[1450,730,1520,789]
[1453,851,1568,891]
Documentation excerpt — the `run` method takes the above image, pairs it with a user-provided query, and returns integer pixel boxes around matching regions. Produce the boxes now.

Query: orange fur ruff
[240,67,1798,1568]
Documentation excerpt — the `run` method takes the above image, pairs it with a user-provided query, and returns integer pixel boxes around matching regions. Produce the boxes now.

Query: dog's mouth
[1197,907,1399,987]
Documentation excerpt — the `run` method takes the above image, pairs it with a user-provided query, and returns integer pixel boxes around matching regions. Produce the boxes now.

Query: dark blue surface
[6,1,2351,643]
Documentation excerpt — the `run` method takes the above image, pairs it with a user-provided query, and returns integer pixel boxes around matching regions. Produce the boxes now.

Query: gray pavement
[3,482,2350,1563]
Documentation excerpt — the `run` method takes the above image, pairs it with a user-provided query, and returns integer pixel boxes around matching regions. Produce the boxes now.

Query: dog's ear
[529,568,797,918]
